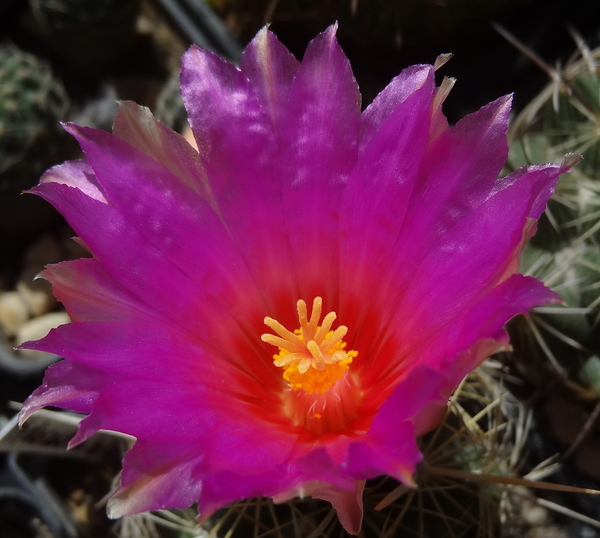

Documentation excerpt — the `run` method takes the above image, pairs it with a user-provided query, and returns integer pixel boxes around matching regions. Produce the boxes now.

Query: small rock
[0,291,30,336]
[521,502,548,527]
[17,280,55,318]
[15,311,70,359]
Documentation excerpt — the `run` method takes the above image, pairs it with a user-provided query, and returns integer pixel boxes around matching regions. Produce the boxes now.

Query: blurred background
[1,1,600,537]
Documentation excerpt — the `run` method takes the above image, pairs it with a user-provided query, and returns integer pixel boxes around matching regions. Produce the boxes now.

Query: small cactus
[506,35,600,397]
[0,43,69,235]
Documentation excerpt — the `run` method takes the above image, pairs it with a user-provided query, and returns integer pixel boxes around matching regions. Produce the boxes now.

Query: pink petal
[360,64,435,148]
[309,480,365,535]
[42,259,159,323]
[339,67,435,322]
[346,365,443,482]
[239,27,300,135]
[64,124,252,301]
[108,439,204,518]
[31,181,211,335]
[18,360,117,423]
[21,320,227,384]
[493,162,569,220]
[281,24,360,187]
[38,159,106,203]
[277,25,360,300]
[181,41,297,305]
[112,101,214,203]
[399,163,567,335]
[68,375,291,456]
[32,139,265,355]
[399,95,512,248]
[197,448,363,532]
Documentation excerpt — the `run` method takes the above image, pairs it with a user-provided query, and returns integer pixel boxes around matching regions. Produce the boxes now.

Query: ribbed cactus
[0,43,69,235]
[506,39,600,395]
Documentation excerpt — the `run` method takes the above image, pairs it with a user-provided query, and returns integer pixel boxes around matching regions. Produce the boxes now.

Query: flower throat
[261,297,357,394]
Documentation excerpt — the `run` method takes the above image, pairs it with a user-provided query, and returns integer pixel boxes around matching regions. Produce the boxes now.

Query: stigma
[261,297,357,394]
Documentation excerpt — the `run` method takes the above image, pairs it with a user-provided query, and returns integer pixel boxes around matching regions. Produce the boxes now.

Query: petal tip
[106,498,125,520]
[433,53,453,71]
[562,152,583,169]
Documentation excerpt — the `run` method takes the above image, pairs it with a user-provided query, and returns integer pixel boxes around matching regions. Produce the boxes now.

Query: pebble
[17,280,55,318]
[0,291,30,336]
[521,503,548,527]
[15,312,70,359]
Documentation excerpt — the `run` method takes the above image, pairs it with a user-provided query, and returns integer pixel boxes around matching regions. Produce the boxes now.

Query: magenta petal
[281,24,360,187]
[22,320,216,382]
[389,275,558,422]
[240,27,300,134]
[411,275,559,435]
[277,25,361,299]
[180,42,298,302]
[63,124,244,288]
[400,163,565,332]
[400,95,512,244]
[343,67,435,244]
[108,439,203,518]
[42,259,159,323]
[347,365,443,482]
[31,180,217,336]
[360,64,435,147]
[69,380,219,446]
[34,133,266,347]
[493,162,567,220]
[19,360,117,423]
[340,68,435,319]
[37,159,106,202]
[112,101,213,202]
[456,273,560,366]
[198,449,364,533]
[310,480,365,535]
[180,44,275,200]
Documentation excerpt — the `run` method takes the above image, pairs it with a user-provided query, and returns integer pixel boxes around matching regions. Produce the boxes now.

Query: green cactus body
[507,41,600,394]
[0,43,69,235]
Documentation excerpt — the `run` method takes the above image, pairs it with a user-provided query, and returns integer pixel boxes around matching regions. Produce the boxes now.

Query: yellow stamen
[261,297,358,394]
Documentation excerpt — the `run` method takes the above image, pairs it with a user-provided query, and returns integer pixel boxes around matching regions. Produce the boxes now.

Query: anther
[261,297,357,394]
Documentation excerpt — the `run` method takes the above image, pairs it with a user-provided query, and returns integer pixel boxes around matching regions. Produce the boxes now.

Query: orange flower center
[261,297,357,395]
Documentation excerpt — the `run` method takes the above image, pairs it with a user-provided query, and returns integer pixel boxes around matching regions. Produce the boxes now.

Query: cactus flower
[19,25,574,534]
